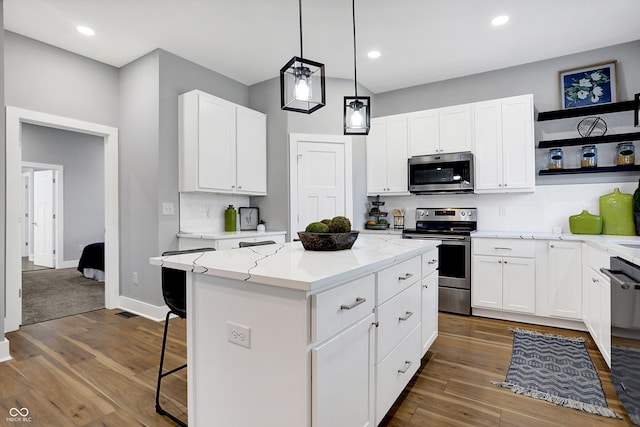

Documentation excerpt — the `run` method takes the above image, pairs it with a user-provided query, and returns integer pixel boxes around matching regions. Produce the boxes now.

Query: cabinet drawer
[375,323,421,425]
[378,256,421,304]
[312,274,375,343]
[377,282,421,362]
[473,238,535,258]
[422,248,439,277]
[586,244,610,272]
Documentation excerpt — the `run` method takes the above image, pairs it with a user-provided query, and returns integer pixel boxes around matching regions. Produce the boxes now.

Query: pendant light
[280,0,326,114]
[344,0,370,135]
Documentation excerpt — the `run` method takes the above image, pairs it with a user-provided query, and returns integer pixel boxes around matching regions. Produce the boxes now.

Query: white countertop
[473,230,640,265]
[177,230,286,240]
[151,234,440,292]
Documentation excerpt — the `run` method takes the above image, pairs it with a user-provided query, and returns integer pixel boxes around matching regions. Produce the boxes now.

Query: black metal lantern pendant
[344,0,370,135]
[280,0,326,114]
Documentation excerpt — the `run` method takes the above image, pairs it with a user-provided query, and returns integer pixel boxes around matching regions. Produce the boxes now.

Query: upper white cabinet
[473,94,535,193]
[179,89,267,195]
[366,115,409,196]
[408,104,472,156]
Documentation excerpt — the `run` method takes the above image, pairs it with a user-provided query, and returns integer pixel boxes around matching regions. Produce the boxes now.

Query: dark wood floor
[0,309,633,426]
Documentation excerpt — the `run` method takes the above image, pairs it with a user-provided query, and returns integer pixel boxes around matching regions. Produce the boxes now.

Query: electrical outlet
[132,272,138,285]
[78,244,84,252]
[227,321,251,349]
[499,206,507,216]
[162,202,175,215]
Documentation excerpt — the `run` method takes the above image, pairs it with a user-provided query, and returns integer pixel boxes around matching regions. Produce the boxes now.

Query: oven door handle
[403,234,467,241]
[600,268,640,290]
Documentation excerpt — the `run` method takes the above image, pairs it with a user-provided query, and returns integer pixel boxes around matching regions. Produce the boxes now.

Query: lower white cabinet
[582,244,611,367]
[421,272,438,356]
[547,241,582,320]
[178,233,286,251]
[472,239,536,314]
[312,313,375,427]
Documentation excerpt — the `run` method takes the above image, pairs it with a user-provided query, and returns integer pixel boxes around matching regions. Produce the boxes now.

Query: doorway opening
[5,107,119,332]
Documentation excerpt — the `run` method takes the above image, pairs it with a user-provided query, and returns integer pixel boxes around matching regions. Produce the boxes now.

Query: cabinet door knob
[340,297,366,310]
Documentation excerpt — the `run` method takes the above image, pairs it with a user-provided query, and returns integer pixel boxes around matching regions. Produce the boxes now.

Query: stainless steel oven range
[402,208,477,315]
[601,256,640,425]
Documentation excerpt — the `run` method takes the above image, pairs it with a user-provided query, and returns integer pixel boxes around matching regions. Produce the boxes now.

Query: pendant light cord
[299,0,304,58]
[352,0,358,96]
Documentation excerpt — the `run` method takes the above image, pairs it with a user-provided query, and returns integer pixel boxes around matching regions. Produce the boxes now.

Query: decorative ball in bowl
[297,231,359,251]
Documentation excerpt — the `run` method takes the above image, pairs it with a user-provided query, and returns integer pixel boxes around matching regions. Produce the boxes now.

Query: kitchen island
[150,234,440,427]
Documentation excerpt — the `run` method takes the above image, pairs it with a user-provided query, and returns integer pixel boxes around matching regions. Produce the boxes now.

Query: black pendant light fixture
[280,0,326,114]
[344,0,370,135]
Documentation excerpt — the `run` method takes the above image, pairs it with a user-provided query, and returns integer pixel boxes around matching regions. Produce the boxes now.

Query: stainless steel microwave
[408,152,474,194]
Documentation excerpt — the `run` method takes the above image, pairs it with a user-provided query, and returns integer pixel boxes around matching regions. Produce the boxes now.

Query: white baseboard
[0,338,12,363]
[118,296,169,322]
[472,308,587,332]
[58,259,79,269]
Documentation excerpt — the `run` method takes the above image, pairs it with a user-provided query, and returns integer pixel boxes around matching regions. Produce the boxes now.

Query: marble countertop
[177,230,286,240]
[151,234,440,292]
[473,230,640,265]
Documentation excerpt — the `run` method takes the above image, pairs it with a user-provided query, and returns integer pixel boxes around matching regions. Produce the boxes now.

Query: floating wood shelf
[537,100,637,121]
[539,165,640,175]
[538,132,640,148]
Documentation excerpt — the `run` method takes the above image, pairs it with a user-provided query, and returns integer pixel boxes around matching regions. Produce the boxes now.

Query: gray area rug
[611,344,640,424]
[22,268,105,325]
[492,327,621,419]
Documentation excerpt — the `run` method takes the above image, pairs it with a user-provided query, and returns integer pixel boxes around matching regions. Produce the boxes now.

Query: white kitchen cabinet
[407,105,472,156]
[312,313,375,427]
[366,115,409,195]
[178,232,286,251]
[472,239,536,314]
[582,244,611,367]
[473,94,535,193]
[421,248,438,356]
[547,241,582,320]
[179,89,266,195]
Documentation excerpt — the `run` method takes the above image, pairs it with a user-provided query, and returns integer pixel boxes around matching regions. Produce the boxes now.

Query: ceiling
[5,0,640,94]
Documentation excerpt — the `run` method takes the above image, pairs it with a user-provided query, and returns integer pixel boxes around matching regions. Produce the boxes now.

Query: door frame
[23,163,64,268]
[288,133,353,239]
[5,106,119,332]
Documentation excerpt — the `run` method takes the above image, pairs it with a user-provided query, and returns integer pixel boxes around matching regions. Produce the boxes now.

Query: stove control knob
[461,211,466,216]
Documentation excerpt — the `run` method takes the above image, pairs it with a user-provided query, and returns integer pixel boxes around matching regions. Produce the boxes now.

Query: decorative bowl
[297,231,359,251]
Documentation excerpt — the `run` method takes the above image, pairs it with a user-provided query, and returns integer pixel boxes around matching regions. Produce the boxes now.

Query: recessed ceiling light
[76,26,95,36]
[367,51,381,59]
[491,15,509,26]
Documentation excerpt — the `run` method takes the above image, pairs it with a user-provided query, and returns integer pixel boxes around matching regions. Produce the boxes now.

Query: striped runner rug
[492,327,622,419]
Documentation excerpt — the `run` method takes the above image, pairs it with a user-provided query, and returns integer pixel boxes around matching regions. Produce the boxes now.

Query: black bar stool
[155,247,215,427]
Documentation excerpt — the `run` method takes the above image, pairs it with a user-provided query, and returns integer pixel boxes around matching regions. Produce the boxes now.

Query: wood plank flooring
[0,309,634,426]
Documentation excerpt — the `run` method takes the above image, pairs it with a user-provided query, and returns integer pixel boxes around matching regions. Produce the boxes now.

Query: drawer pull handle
[398,360,413,374]
[340,297,366,310]
[592,278,599,283]
[398,311,413,321]
[398,273,413,281]
[427,259,437,265]
[494,247,512,250]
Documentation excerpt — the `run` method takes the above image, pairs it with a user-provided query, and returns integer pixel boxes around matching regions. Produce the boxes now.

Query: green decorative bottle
[224,205,237,232]
[599,188,634,236]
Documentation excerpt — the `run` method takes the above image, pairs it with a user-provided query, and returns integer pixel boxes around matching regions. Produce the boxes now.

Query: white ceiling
[5,0,640,94]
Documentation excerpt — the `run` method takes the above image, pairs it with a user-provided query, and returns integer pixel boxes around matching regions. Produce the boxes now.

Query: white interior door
[33,170,55,268]
[21,172,30,258]
[290,134,353,237]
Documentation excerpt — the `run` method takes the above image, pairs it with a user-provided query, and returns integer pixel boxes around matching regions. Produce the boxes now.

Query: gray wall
[21,124,105,262]
[375,40,640,116]
[4,31,119,127]
[249,77,372,237]
[118,49,250,307]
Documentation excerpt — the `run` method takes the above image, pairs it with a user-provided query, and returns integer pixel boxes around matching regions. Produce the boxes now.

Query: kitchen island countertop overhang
[150,234,440,292]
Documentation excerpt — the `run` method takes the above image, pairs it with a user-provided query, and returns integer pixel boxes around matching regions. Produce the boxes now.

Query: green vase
[569,210,602,234]
[599,188,635,236]
[633,179,640,235]
[225,205,237,232]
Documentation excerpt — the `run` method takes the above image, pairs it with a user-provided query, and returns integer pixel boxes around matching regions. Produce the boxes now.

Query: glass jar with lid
[616,142,635,166]
[580,145,597,168]
[548,148,564,169]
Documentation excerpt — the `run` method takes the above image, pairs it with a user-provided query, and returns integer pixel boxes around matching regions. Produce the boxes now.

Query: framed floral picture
[559,61,617,109]
[239,207,259,230]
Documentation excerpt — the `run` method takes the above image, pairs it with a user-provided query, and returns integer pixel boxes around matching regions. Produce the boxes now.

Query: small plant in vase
[633,179,640,235]
[257,219,266,232]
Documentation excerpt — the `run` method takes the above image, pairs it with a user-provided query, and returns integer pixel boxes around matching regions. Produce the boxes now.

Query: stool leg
[155,311,187,427]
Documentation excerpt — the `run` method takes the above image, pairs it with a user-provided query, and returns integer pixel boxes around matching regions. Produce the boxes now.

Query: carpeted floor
[22,268,105,325]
